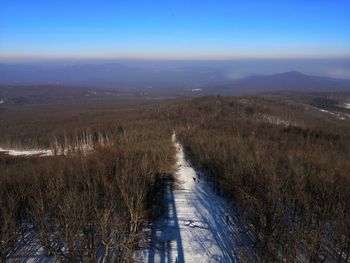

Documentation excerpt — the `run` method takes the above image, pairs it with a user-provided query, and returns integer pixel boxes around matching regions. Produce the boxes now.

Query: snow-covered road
[139,134,252,263]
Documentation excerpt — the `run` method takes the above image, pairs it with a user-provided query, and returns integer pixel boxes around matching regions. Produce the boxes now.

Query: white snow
[0,99,4,104]
[261,114,291,126]
[5,226,55,263]
[319,108,332,114]
[137,134,253,262]
[317,108,348,121]
[191,88,202,92]
[0,147,53,156]
[344,102,350,109]
[0,143,96,157]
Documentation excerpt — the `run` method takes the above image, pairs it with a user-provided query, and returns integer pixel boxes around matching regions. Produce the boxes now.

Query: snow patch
[0,147,53,156]
[5,225,55,262]
[318,108,347,121]
[191,88,202,92]
[261,114,291,126]
[343,102,350,109]
[0,99,5,104]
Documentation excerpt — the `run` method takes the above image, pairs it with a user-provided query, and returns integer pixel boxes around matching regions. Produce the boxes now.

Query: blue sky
[1,0,350,60]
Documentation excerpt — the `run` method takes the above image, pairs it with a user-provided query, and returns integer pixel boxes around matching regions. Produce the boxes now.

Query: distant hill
[198,71,350,95]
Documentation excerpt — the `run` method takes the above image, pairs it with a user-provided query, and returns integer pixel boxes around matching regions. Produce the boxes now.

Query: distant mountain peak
[281,71,306,76]
[271,71,309,78]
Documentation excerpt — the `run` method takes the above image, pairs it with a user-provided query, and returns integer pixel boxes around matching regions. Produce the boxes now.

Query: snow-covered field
[0,147,53,156]
[136,135,253,263]
[0,144,95,157]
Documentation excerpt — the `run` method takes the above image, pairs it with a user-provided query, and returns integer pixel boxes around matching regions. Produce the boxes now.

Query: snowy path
[139,135,252,263]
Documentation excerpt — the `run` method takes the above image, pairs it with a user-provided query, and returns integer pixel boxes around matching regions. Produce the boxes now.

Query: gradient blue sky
[1,0,350,60]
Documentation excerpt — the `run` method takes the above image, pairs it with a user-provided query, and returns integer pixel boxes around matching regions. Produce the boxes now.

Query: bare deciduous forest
[1,0,350,261]
[1,93,350,262]
[0,101,176,262]
[173,96,350,262]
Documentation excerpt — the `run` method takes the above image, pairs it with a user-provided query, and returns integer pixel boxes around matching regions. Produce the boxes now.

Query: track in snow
[140,134,253,263]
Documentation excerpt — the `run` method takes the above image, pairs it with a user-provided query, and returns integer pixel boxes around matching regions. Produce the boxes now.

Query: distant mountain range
[0,63,223,89]
[198,71,350,95]
[1,63,350,94]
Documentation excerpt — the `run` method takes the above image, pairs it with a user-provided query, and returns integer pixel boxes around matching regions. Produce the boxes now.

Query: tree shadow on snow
[147,183,185,263]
